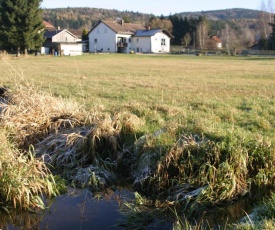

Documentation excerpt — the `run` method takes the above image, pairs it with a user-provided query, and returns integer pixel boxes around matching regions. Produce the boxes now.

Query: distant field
[1,53,274,140]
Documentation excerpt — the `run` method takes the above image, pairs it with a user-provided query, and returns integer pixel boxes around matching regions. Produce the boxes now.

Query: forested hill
[42,7,154,30]
[177,8,260,20]
[42,7,260,30]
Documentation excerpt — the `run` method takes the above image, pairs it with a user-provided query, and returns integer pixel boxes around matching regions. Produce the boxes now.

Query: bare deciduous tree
[182,33,192,47]
[242,29,256,49]
[221,23,239,55]
[258,0,273,39]
[196,20,208,49]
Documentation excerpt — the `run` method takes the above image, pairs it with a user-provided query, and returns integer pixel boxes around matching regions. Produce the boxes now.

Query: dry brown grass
[0,129,58,210]
[1,80,145,190]
[1,83,88,149]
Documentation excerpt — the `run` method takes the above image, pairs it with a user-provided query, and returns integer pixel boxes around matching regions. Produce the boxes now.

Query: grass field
[1,54,274,139]
[0,53,275,228]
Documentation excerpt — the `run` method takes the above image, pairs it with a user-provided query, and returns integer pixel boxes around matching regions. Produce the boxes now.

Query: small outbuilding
[42,29,83,56]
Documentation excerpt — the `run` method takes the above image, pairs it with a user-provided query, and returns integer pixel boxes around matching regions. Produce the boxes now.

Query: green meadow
[1,54,274,138]
[0,53,275,229]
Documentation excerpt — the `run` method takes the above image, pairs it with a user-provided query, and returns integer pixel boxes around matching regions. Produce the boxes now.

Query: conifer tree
[0,0,44,54]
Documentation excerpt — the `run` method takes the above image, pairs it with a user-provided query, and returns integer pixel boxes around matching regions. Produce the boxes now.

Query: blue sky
[41,0,263,15]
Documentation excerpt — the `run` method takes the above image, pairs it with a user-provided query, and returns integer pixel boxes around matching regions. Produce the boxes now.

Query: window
[104,28,107,33]
[94,38,97,43]
[161,39,166,46]
[97,28,100,34]
[129,38,131,43]
[136,38,139,42]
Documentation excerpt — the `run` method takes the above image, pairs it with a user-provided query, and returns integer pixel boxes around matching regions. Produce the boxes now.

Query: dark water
[0,187,259,230]
[1,188,134,230]
[2,187,173,230]
[39,189,127,230]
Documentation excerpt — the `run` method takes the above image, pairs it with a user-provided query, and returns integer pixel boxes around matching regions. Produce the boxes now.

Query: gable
[47,30,78,43]
[89,20,146,36]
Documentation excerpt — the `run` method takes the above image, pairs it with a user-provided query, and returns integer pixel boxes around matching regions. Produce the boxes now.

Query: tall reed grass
[0,129,58,210]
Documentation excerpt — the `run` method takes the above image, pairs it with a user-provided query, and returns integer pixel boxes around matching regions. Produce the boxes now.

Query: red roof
[43,21,56,30]
[211,35,222,43]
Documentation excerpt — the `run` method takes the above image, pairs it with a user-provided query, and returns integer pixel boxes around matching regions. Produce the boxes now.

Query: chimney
[121,19,124,26]
[147,26,150,31]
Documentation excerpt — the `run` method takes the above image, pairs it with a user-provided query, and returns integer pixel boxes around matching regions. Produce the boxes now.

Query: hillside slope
[177,8,260,20]
[42,7,261,30]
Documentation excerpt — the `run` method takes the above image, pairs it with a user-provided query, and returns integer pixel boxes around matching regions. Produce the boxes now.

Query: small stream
[1,187,172,230]
[0,187,259,230]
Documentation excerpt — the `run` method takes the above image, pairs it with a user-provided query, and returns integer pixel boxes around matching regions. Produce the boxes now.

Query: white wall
[41,47,49,54]
[151,32,170,53]
[132,37,151,53]
[60,44,83,56]
[89,23,117,53]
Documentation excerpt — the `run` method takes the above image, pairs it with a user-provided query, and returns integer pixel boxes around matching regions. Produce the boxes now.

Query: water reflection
[2,187,134,230]
[0,188,261,230]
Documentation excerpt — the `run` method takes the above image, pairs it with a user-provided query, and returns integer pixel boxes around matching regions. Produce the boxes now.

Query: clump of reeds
[1,83,87,149]
[131,128,275,213]
[0,129,58,210]
[0,82,146,192]
[35,114,122,190]
[35,111,144,190]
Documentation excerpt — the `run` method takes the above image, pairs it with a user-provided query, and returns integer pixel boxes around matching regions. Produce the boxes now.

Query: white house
[133,29,173,53]
[88,19,174,54]
[43,29,83,55]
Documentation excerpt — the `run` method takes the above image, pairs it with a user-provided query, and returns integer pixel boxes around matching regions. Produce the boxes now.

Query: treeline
[43,7,153,30]
[42,7,261,31]
[42,7,275,50]
[177,8,260,20]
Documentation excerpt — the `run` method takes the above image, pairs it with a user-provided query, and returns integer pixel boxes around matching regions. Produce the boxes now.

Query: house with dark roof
[43,29,83,56]
[88,19,174,53]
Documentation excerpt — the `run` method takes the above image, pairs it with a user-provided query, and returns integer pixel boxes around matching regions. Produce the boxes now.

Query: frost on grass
[0,85,126,191]
[35,115,122,190]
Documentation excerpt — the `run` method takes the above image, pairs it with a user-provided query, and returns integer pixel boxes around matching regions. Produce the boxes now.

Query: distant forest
[43,7,274,50]
[43,8,154,30]
[42,7,260,30]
